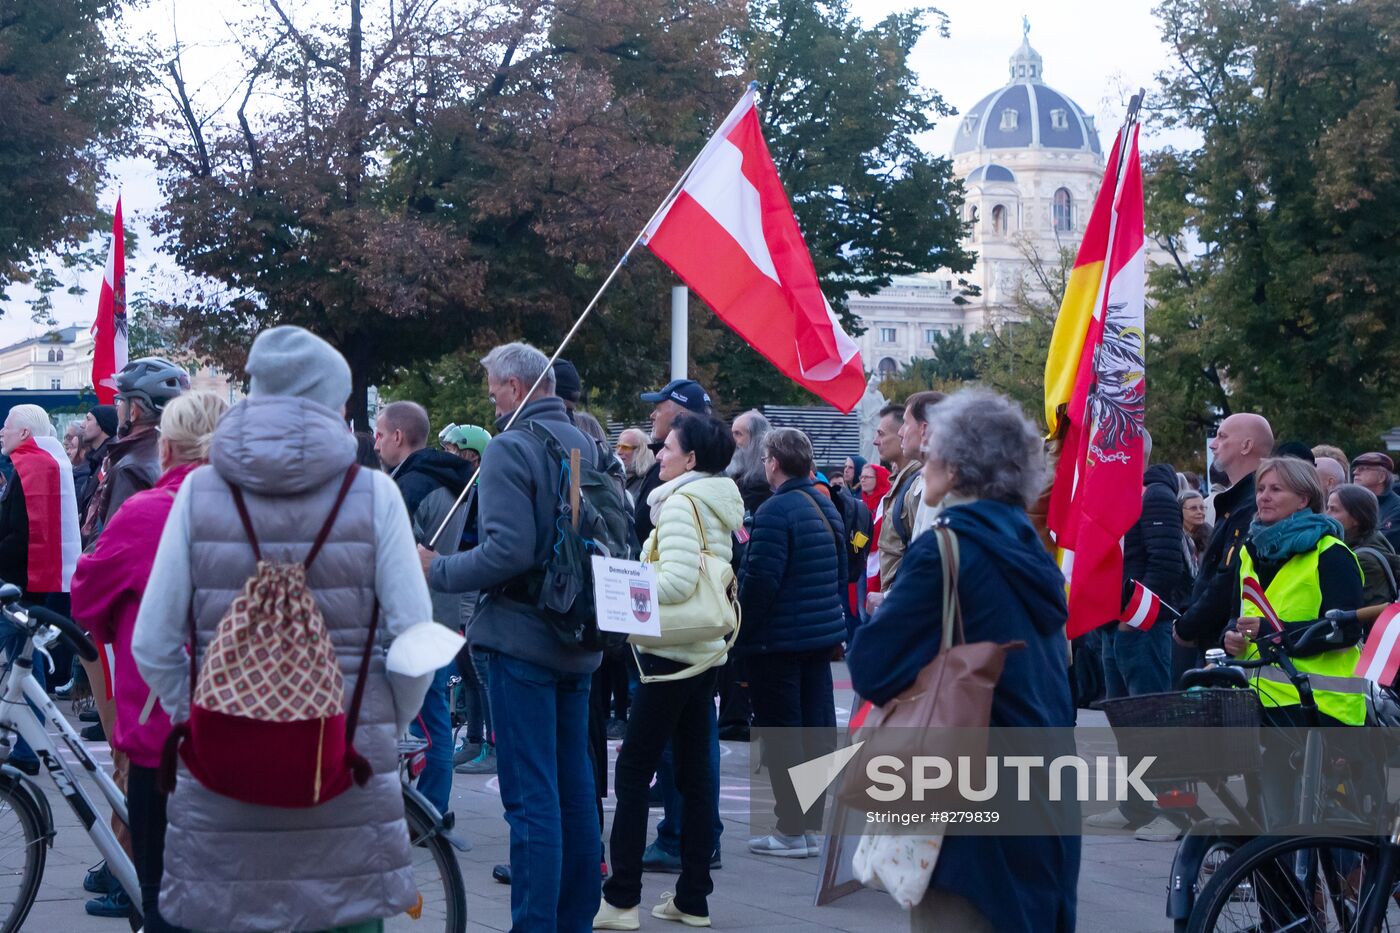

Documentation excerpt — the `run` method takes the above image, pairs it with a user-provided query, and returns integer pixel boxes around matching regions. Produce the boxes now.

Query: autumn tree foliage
[0,1,143,301]
[152,0,971,423]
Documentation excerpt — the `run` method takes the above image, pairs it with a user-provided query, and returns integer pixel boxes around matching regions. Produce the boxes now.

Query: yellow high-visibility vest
[1239,536,1368,726]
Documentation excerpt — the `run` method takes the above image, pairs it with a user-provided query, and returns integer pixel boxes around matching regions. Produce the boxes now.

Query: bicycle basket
[1095,689,1262,780]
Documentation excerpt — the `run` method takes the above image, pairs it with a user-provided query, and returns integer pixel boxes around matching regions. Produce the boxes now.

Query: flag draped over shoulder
[642,89,865,413]
[1045,125,1148,638]
[91,196,128,405]
[9,436,80,594]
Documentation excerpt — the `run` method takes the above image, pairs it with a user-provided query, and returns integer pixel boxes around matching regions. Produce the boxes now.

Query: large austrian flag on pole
[1045,124,1148,638]
[91,195,128,405]
[642,89,865,413]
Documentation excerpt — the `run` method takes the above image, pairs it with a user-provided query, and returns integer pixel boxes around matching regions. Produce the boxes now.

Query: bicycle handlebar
[0,582,99,663]
[1176,609,1374,691]
[26,605,98,663]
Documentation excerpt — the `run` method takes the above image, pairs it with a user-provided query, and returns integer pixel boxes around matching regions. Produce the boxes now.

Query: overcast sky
[2,0,1176,346]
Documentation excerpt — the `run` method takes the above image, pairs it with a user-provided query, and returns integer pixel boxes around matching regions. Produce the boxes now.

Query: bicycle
[1186,608,1396,932]
[0,583,143,931]
[0,583,468,933]
[1100,611,1378,931]
[396,734,469,932]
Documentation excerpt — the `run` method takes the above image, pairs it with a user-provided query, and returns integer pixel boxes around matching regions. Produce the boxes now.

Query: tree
[151,0,499,426]
[1147,0,1400,453]
[0,1,144,300]
[153,0,973,424]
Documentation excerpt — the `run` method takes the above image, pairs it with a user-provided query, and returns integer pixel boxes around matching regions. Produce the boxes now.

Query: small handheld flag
[1117,581,1180,632]
[1241,577,1285,633]
[1355,603,1400,686]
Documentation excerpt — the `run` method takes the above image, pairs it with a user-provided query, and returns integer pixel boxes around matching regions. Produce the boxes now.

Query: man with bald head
[1175,413,1275,656]
[1316,457,1346,496]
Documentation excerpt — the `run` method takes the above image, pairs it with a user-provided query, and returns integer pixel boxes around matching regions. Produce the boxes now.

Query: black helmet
[114,357,191,414]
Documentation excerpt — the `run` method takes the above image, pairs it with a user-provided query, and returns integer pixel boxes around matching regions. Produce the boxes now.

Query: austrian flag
[8,436,80,593]
[642,88,865,413]
[1355,604,1400,687]
[1240,576,1286,634]
[1117,581,1179,632]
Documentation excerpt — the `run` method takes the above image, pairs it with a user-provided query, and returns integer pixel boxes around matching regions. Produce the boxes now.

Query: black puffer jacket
[1175,474,1257,646]
[737,477,847,654]
[1122,463,1191,608]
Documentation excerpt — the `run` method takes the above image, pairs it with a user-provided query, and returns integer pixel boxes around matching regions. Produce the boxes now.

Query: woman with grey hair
[847,388,1079,932]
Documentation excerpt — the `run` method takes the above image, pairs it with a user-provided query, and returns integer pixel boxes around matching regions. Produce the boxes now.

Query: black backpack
[517,421,634,651]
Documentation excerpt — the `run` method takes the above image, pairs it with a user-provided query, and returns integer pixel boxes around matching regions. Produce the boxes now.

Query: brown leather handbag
[838,524,1025,809]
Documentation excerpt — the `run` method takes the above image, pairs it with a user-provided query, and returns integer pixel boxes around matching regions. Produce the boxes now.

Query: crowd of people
[1,321,1397,932]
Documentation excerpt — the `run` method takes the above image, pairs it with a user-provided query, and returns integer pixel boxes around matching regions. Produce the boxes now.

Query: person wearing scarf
[858,464,892,624]
[1222,456,1364,827]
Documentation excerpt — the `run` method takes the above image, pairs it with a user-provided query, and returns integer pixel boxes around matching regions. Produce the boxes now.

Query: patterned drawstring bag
[159,466,377,808]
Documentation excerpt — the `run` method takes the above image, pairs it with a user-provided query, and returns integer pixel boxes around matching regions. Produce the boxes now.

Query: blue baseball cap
[640,379,711,414]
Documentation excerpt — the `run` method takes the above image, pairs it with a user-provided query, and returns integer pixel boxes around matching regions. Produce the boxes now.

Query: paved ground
[20,672,1180,932]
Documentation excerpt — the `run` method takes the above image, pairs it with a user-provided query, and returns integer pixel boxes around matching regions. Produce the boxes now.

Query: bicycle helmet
[445,424,491,456]
[114,357,191,414]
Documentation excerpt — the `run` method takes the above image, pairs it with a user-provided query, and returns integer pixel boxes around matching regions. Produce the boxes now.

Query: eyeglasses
[616,443,637,453]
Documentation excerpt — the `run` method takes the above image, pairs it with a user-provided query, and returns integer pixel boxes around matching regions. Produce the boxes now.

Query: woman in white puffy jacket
[595,413,744,931]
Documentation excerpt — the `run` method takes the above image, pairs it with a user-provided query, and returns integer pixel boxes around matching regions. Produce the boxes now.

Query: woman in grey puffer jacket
[133,327,439,933]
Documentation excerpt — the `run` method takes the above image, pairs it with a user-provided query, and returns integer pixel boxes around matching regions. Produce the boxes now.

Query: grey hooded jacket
[429,396,602,674]
[132,396,434,932]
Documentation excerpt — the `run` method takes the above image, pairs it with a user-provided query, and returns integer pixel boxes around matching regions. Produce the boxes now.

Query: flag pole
[426,83,761,549]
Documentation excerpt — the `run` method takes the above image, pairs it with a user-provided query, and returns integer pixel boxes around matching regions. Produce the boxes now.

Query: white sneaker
[1134,816,1183,842]
[593,901,640,930]
[652,892,711,927]
[804,833,823,856]
[1084,806,1135,829]
[748,832,811,857]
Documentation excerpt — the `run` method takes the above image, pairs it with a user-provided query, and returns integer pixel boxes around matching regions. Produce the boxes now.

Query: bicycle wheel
[386,792,466,933]
[0,779,45,933]
[1189,832,1400,932]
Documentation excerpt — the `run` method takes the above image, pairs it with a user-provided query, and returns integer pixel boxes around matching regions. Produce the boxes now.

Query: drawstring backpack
[159,466,377,808]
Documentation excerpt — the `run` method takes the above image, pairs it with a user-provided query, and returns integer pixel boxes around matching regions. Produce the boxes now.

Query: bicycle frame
[0,637,142,908]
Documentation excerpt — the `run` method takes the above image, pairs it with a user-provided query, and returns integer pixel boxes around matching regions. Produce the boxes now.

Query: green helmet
[440,423,491,455]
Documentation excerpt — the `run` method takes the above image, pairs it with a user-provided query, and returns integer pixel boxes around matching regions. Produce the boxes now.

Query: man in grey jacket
[376,400,470,816]
[420,342,603,933]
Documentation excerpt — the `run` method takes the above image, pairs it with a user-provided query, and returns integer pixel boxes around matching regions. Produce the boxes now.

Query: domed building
[850,28,1107,377]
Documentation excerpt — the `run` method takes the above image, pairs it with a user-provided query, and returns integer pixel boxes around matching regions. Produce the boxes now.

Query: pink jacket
[71,463,198,767]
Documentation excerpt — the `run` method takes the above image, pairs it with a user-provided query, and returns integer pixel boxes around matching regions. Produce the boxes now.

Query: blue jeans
[653,700,723,857]
[410,664,454,816]
[0,621,44,765]
[489,652,600,933]
[1101,624,1171,700]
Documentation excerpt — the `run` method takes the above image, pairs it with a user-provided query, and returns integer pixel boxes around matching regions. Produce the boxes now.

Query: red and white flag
[1045,124,1148,637]
[8,436,80,593]
[91,195,128,405]
[1117,581,1180,632]
[1240,576,1286,633]
[642,88,865,412]
[1355,604,1400,686]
